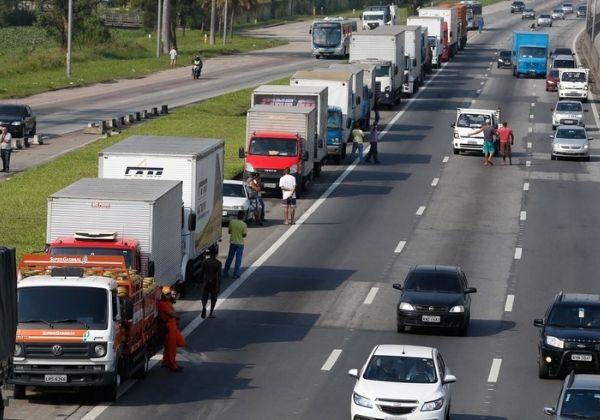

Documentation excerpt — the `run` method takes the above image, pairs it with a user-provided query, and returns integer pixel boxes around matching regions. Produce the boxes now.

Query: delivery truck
[407,15,446,66]
[46,178,183,287]
[98,135,224,292]
[0,247,17,420]
[512,31,550,78]
[11,254,161,402]
[395,25,425,96]
[419,7,458,58]
[441,3,468,50]
[329,63,376,126]
[240,105,318,195]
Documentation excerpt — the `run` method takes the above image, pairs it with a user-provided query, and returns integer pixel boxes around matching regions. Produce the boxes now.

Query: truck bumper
[327,144,344,155]
[10,364,116,387]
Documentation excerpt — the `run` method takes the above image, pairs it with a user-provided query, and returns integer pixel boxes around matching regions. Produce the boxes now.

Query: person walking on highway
[478,17,484,34]
[497,121,515,165]
[246,173,265,225]
[0,127,12,173]
[365,125,381,164]
[349,120,365,164]
[158,286,186,372]
[372,102,380,127]
[279,167,297,225]
[169,46,178,69]
[223,210,247,279]
[199,248,222,319]
[469,119,497,166]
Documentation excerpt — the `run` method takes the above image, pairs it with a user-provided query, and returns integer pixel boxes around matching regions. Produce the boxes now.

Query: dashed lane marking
[431,177,439,187]
[416,206,426,216]
[520,211,527,221]
[526,161,531,167]
[528,127,533,133]
[394,240,407,254]
[443,156,449,163]
[514,248,523,260]
[504,295,515,312]
[523,182,530,191]
[488,358,502,383]
[527,142,532,148]
[529,114,534,119]
[321,349,343,371]
[363,287,379,305]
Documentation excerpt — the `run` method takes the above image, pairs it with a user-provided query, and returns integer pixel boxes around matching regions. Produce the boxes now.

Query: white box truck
[407,16,444,68]
[395,25,425,96]
[419,7,458,58]
[329,63,376,125]
[46,178,183,286]
[251,85,328,175]
[97,135,224,292]
[350,26,406,109]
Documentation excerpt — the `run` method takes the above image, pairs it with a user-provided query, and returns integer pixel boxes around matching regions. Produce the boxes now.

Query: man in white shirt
[278,168,296,225]
[0,126,12,172]
[169,46,178,69]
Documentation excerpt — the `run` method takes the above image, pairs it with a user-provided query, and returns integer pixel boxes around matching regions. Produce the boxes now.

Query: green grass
[2,76,289,260]
[0,27,285,99]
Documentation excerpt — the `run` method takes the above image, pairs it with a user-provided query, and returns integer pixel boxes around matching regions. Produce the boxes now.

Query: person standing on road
[246,173,264,225]
[365,125,381,164]
[469,119,496,166]
[223,210,247,279]
[158,286,186,372]
[169,46,178,69]
[497,121,515,165]
[199,248,222,319]
[279,167,297,225]
[372,102,380,127]
[478,17,484,34]
[349,120,365,164]
[0,127,12,173]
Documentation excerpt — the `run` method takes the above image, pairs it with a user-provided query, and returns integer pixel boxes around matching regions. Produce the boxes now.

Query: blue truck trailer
[512,31,550,78]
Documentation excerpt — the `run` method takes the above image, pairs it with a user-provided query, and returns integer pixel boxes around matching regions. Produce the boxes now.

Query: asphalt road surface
[5,0,598,419]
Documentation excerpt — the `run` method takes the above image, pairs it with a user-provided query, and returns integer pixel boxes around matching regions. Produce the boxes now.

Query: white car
[550,126,591,161]
[551,100,587,130]
[222,180,254,222]
[562,2,574,13]
[349,344,456,420]
[552,8,566,19]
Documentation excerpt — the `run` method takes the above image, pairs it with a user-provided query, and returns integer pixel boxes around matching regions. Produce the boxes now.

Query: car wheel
[538,357,551,379]
[30,123,36,136]
[497,63,500,69]
[457,318,469,336]
[396,323,404,333]
[453,147,459,155]
[551,154,556,160]
[585,155,591,162]
[552,124,556,130]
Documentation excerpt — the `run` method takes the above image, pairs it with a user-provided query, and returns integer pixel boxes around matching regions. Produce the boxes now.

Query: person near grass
[223,210,247,279]
[0,127,12,172]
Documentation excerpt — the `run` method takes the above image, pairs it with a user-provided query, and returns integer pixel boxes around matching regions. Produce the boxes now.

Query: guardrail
[83,104,169,135]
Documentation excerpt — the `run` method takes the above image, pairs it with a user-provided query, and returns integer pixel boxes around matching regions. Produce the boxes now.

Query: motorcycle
[192,61,202,79]
[249,195,264,225]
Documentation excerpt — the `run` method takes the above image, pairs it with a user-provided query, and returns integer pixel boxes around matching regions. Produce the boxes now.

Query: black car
[0,104,36,139]
[577,5,587,17]
[511,0,525,13]
[534,293,600,379]
[393,265,477,335]
[497,50,513,68]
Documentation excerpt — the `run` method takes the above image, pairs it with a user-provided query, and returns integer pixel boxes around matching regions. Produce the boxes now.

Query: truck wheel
[314,162,322,178]
[131,347,149,379]
[13,385,26,400]
[103,374,121,402]
[341,145,347,160]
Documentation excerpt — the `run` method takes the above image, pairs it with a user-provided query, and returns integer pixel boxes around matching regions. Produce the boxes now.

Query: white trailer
[47,178,183,286]
[329,63,376,124]
[395,25,424,96]
[407,16,444,68]
[350,26,406,109]
[321,67,365,125]
[98,136,224,287]
[418,7,458,57]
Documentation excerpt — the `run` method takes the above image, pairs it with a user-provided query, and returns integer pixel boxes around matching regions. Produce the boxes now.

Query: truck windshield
[19,286,108,329]
[457,113,488,128]
[312,23,341,47]
[427,36,437,48]
[561,72,587,82]
[327,111,342,129]
[374,65,390,77]
[249,138,297,156]
[49,247,133,269]
[363,12,384,20]
[519,46,546,58]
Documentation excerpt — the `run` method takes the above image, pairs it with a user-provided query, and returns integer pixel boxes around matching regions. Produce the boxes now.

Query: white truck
[98,136,224,292]
[329,63,376,124]
[0,247,16,419]
[558,68,590,102]
[396,25,425,96]
[361,4,397,29]
[419,7,458,58]
[46,178,183,285]
[407,16,444,68]
[451,108,501,155]
[350,26,406,109]
[321,66,365,125]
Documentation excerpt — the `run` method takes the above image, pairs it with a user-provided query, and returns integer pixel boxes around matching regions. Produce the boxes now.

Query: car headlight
[546,335,564,349]
[385,86,391,92]
[329,137,341,145]
[454,132,459,139]
[244,162,254,173]
[353,392,373,408]
[422,397,444,411]
[93,344,107,357]
[584,85,588,90]
[553,143,561,150]
[449,305,465,313]
[11,121,22,126]
[14,343,23,357]
[583,144,589,149]
[399,302,415,311]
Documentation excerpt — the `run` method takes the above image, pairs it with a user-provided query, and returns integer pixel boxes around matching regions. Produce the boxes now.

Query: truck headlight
[93,344,107,357]
[329,137,340,145]
[546,335,564,349]
[289,164,298,174]
[244,162,255,173]
[399,302,415,311]
[14,343,23,357]
[353,392,373,408]
[454,132,460,139]
[422,397,444,411]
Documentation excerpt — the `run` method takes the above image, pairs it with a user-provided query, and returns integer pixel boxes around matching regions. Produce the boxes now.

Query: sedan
[552,8,566,19]
[522,8,536,19]
[393,265,477,335]
[544,372,600,419]
[546,68,560,91]
[0,104,36,140]
[551,100,587,130]
[510,0,525,13]
[222,180,255,223]
[562,2,574,13]
[538,14,553,27]
[551,47,574,57]
[550,126,591,161]
[349,344,456,420]
[497,50,512,68]
[577,5,587,17]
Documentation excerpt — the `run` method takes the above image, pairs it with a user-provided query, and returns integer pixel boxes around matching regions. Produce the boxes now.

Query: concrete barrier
[32,135,43,145]
[141,110,149,119]
[84,121,107,135]
[118,116,126,125]
[161,105,169,114]
[11,138,23,150]
[151,107,159,116]
[135,111,142,121]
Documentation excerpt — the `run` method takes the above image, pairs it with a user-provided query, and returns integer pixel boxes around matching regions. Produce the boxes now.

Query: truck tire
[131,347,149,379]
[13,385,26,400]
[453,147,460,155]
[341,144,347,160]
[103,373,121,402]
[314,162,322,178]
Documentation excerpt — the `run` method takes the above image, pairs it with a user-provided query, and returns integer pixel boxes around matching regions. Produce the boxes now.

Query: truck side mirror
[147,261,155,277]
[188,212,196,231]
[412,58,417,67]
[238,147,246,158]
[302,150,309,161]
[309,28,312,35]
[450,122,456,128]
[356,96,361,106]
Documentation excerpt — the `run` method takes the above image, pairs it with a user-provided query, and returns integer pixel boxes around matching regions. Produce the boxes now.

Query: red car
[546,68,560,91]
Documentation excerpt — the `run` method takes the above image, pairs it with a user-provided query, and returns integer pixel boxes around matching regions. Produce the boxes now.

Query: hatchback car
[522,8,536,19]
[538,14,553,27]
[547,68,561,91]
[535,293,600,378]
[349,345,456,420]
[553,54,576,69]
[552,8,566,19]
[393,265,477,335]
[544,371,600,418]
[551,100,587,130]
[511,0,525,13]
[497,50,513,68]
[562,3,574,13]
[576,5,587,17]
[0,104,36,139]
[222,180,256,223]
[550,126,591,160]
[552,47,574,57]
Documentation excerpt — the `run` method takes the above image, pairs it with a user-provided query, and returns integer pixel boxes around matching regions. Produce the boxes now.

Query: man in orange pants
[158,286,186,372]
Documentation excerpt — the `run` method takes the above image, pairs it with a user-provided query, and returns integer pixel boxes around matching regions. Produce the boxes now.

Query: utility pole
[223,0,228,45]
[593,0,598,41]
[209,0,216,45]
[156,0,162,58]
[66,0,73,78]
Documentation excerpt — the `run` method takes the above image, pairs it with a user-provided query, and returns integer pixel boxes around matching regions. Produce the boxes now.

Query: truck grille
[24,343,91,359]
[375,81,381,103]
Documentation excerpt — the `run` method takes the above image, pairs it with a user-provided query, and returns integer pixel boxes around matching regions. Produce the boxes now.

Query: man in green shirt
[223,210,247,279]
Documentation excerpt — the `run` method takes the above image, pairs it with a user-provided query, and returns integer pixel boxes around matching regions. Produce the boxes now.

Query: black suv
[511,1,525,13]
[0,104,36,139]
[534,293,600,379]
[544,371,600,418]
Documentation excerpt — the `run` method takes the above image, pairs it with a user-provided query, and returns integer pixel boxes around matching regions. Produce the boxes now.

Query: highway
[4,0,597,418]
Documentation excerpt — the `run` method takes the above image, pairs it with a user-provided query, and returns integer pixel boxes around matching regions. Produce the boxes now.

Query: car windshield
[562,72,587,82]
[457,113,488,128]
[548,69,559,78]
[363,355,437,383]
[223,183,246,198]
[405,271,462,293]
[554,9,563,13]
[249,138,297,156]
[553,59,575,68]
[556,102,583,112]
[561,390,600,417]
[0,105,24,117]
[524,8,534,12]
[547,305,600,328]
[499,51,511,58]
[554,48,572,55]
[540,14,551,18]
[579,6,586,11]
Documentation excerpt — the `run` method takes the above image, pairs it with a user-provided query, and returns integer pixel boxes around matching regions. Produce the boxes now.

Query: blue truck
[512,31,550,78]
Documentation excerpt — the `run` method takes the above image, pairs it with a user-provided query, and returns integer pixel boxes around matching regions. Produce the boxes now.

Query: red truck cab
[441,21,450,61]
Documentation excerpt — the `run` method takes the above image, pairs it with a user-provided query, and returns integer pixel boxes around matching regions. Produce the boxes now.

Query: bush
[76,15,112,47]
[0,9,36,27]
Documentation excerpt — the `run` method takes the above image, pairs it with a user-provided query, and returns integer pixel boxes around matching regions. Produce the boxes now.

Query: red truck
[440,3,468,51]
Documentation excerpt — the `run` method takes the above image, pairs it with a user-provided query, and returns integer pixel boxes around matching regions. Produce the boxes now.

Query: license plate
[385,417,406,420]
[563,120,575,124]
[571,354,592,362]
[44,374,67,383]
[468,140,477,145]
[264,182,276,188]
[422,315,441,323]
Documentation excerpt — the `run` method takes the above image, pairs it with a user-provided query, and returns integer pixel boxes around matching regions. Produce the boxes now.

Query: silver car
[562,3,574,13]
[522,8,536,19]
[551,100,587,130]
[550,126,591,161]
[538,14,553,27]
[552,8,565,19]
[544,372,600,419]
[222,180,254,223]
[576,5,587,17]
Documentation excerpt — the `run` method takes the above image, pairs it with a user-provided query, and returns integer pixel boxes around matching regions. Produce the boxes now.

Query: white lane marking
[416,206,426,216]
[505,295,515,312]
[431,177,439,187]
[532,83,536,88]
[523,182,530,191]
[520,211,527,221]
[488,358,502,382]
[531,102,535,107]
[394,240,407,254]
[528,127,533,133]
[514,248,522,259]
[487,67,491,71]
[484,73,489,77]
[527,142,532,148]
[480,81,485,85]
[321,349,343,371]
[526,161,531,167]
[364,287,379,305]
[476,89,481,94]
[529,114,534,119]
[443,156,449,163]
